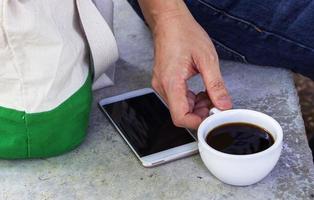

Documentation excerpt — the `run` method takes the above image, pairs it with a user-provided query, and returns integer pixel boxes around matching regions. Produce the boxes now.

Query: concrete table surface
[1,0,313,199]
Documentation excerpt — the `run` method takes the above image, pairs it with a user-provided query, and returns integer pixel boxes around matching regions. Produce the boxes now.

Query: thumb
[196,53,232,110]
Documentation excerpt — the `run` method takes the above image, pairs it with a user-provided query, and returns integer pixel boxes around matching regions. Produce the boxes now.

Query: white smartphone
[98,88,198,167]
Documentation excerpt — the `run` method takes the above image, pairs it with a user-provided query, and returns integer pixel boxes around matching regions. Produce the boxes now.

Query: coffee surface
[206,123,274,155]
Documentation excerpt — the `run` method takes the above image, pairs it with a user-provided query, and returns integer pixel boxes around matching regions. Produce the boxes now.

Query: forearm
[138,0,191,33]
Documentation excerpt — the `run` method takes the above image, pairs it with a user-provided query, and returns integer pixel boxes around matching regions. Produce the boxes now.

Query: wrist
[138,0,190,34]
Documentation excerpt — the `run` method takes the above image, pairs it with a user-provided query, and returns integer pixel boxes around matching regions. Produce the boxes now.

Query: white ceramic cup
[197,108,283,186]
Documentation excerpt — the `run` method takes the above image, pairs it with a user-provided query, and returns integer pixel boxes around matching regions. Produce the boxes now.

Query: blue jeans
[127,0,314,80]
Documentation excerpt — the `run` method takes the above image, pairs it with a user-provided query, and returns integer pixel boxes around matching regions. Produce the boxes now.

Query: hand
[143,1,233,129]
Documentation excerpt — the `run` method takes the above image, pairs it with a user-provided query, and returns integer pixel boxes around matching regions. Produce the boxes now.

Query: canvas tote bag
[0,0,118,158]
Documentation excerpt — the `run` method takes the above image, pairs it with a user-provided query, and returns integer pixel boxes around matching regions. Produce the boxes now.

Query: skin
[138,0,233,129]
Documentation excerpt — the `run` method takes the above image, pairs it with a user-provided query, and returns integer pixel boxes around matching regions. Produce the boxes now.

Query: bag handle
[76,0,119,82]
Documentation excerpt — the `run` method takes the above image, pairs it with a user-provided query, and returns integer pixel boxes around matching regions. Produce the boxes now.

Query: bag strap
[76,0,118,81]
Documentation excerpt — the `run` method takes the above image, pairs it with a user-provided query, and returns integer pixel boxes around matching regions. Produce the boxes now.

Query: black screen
[102,92,195,157]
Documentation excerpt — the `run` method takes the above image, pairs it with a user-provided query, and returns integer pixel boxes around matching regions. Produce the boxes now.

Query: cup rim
[197,109,283,159]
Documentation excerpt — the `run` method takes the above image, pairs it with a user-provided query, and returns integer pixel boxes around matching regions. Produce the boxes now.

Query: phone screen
[101,92,195,157]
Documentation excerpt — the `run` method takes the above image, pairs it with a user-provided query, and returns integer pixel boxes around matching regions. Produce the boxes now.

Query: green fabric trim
[0,75,92,159]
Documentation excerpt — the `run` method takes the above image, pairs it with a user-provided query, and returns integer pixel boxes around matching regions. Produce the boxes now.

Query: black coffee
[206,123,274,155]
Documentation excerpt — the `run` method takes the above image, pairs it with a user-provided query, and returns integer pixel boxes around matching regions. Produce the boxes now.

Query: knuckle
[207,53,218,63]
[207,79,225,91]
[172,116,183,127]
[151,78,159,90]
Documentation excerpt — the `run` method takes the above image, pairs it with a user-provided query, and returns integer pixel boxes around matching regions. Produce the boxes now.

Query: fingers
[194,91,211,110]
[187,90,196,113]
[193,107,209,119]
[195,51,232,110]
[152,76,202,129]
[194,91,211,119]
[168,80,202,129]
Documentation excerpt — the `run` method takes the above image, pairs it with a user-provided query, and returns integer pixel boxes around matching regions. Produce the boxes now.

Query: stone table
[1,0,313,199]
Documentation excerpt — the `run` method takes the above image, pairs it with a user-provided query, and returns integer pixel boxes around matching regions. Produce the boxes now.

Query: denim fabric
[127,0,314,80]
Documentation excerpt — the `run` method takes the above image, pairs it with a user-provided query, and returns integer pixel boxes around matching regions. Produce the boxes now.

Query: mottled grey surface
[0,0,313,200]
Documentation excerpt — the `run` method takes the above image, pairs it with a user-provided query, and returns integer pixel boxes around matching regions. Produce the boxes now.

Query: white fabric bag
[0,0,118,113]
[76,0,119,90]
[0,0,92,113]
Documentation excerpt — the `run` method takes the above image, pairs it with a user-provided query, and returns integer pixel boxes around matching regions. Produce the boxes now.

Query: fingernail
[216,96,232,109]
